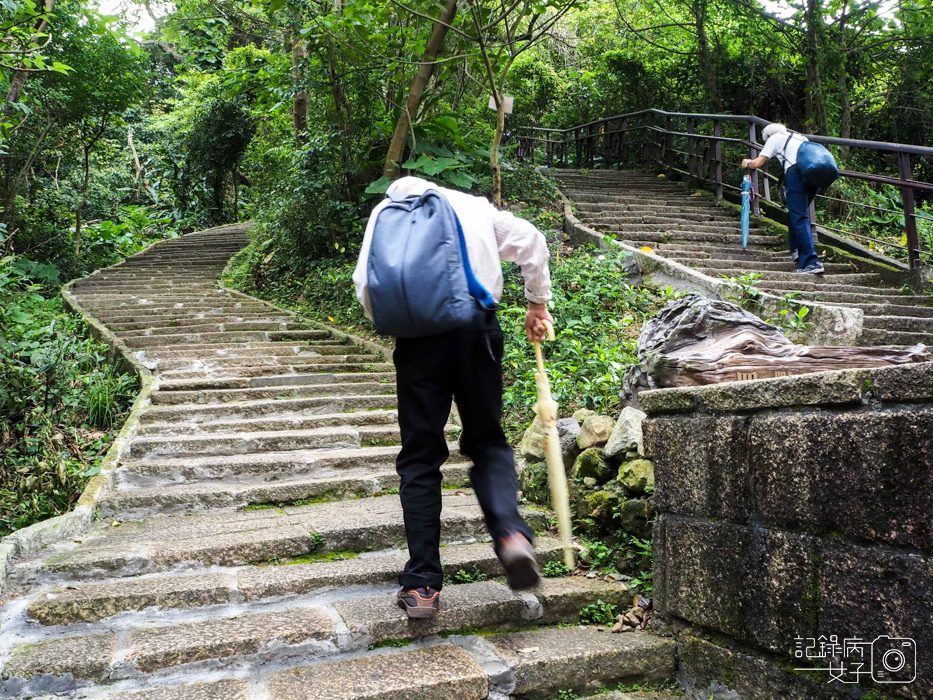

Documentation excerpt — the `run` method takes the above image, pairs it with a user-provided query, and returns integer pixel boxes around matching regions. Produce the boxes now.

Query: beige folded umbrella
[532,320,575,569]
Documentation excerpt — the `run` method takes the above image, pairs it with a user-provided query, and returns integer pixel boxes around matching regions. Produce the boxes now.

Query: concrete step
[582,210,743,225]
[4,580,658,695]
[647,246,787,261]
[158,360,390,380]
[149,380,396,406]
[109,315,295,332]
[589,216,752,231]
[264,626,675,700]
[672,258,856,274]
[862,315,933,333]
[115,320,309,339]
[612,230,777,246]
[861,328,932,346]
[136,340,349,357]
[100,461,471,519]
[27,538,563,624]
[126,423,446,459]
[140,393,398,425]
[155,371,395,393]
[116,443,450,487]
[121,329,330,347]
[698,268,879,285]
[10,492,538,584]
[138,408,401,436]
[758,283,922,298]
[151,349,372,370]
[841,303,933,318]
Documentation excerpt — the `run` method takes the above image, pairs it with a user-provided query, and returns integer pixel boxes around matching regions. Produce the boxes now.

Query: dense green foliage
[0,259,137,535]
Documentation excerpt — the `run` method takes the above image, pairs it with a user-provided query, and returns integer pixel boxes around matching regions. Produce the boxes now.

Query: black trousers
[393,308,533,591]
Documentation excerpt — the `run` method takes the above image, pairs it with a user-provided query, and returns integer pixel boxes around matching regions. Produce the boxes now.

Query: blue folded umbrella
[741,173,753,252]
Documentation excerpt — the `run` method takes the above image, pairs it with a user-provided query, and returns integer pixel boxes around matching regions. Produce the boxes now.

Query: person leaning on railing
[742,123,825,275]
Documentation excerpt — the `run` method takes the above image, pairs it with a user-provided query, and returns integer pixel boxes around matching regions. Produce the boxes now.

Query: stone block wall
[640,362,933,700]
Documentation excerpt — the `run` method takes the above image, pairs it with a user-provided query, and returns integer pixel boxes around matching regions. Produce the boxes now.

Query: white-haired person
[742,123,824,274]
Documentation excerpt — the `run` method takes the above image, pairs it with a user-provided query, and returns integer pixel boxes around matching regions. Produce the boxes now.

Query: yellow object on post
[532,320,575,569]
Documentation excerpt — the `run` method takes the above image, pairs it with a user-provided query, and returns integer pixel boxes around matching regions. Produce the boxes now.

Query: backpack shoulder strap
[777,133,796,167]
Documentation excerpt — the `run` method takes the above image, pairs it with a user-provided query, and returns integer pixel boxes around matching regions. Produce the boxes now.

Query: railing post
[562,131,569,167]
[748,121,761,216]
[641,113,649,169]
[545,132,552,168]
[687,118,695,178]
[898,152,921,269]
[621,118,628,166]
[574,128,582,167]
[665,116,674,175]
[713,119,723,200]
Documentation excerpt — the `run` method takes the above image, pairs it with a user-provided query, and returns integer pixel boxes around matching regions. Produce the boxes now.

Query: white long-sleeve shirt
[353,176,552,320]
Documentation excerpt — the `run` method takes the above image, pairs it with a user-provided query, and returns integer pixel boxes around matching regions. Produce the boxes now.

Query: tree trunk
[291,30,309,141]
[75,144,90,260]
[836,1,852,150]
[694,0,719,110]
[128,127,143,200]
[490,89,506,207]
[3,0,56,112]
[3,116,53,215]
[384,0,459,179]
[804,0,828,134]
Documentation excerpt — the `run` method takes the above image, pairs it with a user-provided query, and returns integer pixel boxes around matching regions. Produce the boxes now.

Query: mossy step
[137,408,401,436]
[27,538,563,625]
[126,423,450,459]
[158,360,391,381]
[139,393,397,424]
[116,442,459,487]
[99,462,471,519]
[11,492,542,585]
[5,581,655,698]
[150,381,396,406]
[156,371,395,393]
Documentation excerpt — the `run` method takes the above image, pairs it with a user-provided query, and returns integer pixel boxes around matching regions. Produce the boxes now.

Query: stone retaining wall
[640,361,933,700]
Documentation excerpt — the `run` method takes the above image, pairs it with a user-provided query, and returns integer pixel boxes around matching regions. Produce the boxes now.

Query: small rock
[577,415,615,449]
[624,449,639,460]
[572,408,597,423]
[518,462,550,506]
[556,417,581,472]
[617,458,655,495]
[519,415,548,461]
[604,406,647,458]
[615,498,654,538]
[571,448,613,483]
[582,477,598,488]
[586,572,597,579]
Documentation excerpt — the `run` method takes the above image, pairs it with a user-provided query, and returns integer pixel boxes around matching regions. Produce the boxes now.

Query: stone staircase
[0,226,680,699]
[549,169,933,347]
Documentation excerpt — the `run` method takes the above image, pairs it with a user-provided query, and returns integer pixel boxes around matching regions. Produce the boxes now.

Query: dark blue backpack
[789,135,838,188]
[367,189,496,338]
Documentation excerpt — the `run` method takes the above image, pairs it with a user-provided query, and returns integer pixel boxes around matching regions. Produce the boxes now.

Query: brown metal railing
[515,109,933,269]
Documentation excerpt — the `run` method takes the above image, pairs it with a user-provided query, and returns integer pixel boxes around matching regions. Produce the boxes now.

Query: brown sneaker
[397,587,440,619]
[495,533,541,590]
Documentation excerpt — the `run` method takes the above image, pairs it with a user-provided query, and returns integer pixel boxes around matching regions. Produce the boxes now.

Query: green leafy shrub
[500,240,669,439]
[0,257,137,536]
[578,598,618,625]
[542,560,572,578]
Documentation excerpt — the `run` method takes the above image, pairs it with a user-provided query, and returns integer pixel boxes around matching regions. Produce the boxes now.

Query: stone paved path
[0,226,679,699]
[551,169,933,347]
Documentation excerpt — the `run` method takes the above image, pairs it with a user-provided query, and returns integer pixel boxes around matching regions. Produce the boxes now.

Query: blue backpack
[367,189,496,338]
[787,134,839,188]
